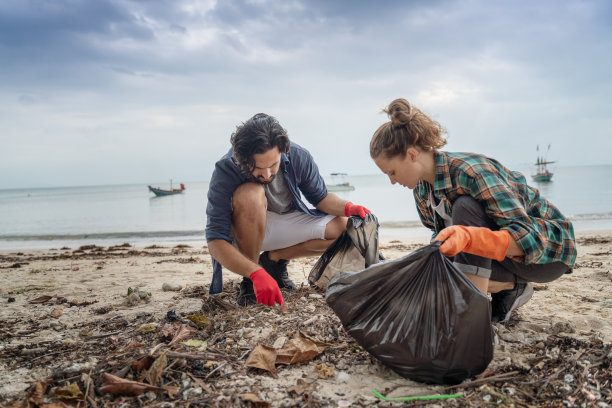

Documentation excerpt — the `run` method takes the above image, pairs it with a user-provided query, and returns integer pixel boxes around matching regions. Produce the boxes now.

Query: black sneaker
[259,251,296,290]
[491,282,534,323]
[237,277,257,307]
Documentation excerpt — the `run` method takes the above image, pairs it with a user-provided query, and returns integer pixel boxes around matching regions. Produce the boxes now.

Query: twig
[82,366,93,408]
[205,361,228,379]
[85,331,123,341]
[443,371,520,390]
[161,351,224,361]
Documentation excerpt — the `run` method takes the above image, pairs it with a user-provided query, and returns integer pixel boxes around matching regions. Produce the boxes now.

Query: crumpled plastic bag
[308,213,382,290]
[326,242,493,384]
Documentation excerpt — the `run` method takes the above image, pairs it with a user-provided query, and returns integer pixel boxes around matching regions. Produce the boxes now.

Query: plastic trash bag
[308,214,382,290]
[326,242,493,384]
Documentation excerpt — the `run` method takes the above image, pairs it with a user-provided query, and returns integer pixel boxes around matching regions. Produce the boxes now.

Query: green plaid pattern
[414,152,576,266]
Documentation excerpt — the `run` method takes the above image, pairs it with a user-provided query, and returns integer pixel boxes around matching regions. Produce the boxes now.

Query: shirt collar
[434,151,453,192]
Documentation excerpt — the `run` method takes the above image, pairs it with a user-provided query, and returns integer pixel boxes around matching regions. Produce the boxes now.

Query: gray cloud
[0,0,610,188]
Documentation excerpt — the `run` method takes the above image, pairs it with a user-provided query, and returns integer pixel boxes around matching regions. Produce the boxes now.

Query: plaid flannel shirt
[414,151,576,267]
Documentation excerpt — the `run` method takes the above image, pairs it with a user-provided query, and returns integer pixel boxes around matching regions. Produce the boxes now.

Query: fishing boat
[148,180,186,196]
[532,145,555,182]
[327,172,355,192]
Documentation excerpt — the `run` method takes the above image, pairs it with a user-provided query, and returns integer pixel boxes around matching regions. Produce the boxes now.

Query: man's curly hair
[230,113,290,174]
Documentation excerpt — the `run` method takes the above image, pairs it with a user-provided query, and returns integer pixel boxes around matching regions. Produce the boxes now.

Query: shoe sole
[500,283,534,322]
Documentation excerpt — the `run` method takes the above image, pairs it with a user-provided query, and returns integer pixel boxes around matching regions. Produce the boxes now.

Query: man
[206,113,371,307]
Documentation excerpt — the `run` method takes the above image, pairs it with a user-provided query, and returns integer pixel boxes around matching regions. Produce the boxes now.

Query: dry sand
[0,230,610,407]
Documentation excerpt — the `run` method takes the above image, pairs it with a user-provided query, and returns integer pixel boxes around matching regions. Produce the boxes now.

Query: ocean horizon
[1,164,610,249]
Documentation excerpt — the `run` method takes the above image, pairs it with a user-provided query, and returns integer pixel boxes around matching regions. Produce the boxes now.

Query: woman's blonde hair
[370,98,447,159]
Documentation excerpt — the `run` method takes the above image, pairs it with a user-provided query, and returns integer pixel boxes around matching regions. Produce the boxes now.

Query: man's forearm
[208,239,261,278]
[315,193,347,216]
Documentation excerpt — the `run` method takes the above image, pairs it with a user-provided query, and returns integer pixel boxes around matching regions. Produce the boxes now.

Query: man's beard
[251,173,276,185]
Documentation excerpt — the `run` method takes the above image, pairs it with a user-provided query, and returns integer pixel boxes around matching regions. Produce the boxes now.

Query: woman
[370,98,576,322]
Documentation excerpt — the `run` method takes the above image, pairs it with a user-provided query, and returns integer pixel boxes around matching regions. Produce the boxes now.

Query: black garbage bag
[308,214,382,290]
[326,242,493,384]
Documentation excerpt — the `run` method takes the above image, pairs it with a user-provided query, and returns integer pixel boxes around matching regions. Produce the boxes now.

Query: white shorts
[261,211,335,251]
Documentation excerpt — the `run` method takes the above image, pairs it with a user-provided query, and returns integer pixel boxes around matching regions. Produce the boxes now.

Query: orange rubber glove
[344,202,371,219]
[435,225,510,261]
[249,268,284,306]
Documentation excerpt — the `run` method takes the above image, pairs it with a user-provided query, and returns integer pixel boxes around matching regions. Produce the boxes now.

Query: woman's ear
[406,147,419,162]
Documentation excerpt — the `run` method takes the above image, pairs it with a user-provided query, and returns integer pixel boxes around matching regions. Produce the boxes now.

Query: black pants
[451,196,570,283]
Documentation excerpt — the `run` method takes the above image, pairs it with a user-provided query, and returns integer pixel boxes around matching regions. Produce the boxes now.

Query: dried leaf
[54,382,84,399]
[159,323,179,339]
[286,378,314,396]
[314,363,335,379]
[276,331,329,365]
[162,385,180,398]
[168,324,197,346]
[132,355,156,373]
[181,339,208,351]
[50,308,63,318]
[239,393,270,407]
[28,379,52,406]
[246,345,278,376]
[145,352,167,387]
[135,323,158,333]
[29,295,53,304]
[99,373,163,396]
[98,383,149,396]
[187,313,210,328]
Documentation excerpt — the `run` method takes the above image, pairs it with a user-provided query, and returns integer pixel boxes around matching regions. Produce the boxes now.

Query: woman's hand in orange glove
[435,225,510,261]
[249,268,284,306]
[344,202,371,218]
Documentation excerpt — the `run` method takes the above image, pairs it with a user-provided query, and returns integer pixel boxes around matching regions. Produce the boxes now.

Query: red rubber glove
[435,225,510,262]
[249,268,284,306]
[344,202,371,218]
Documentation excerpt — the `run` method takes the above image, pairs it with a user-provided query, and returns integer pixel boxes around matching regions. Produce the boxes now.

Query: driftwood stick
[443,371,521,390]
[161,351,224,361]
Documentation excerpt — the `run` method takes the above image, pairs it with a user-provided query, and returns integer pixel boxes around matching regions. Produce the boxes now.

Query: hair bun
[386,98,413,126]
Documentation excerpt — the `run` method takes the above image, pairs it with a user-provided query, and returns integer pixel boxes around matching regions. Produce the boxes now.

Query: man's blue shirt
[205,143,328,243]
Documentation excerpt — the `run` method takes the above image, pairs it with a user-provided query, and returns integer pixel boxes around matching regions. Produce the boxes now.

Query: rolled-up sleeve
[205,157,244,243]
[291,146,328,207]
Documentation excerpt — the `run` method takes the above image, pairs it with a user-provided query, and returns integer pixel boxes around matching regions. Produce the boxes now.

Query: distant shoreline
[1,227,610,251]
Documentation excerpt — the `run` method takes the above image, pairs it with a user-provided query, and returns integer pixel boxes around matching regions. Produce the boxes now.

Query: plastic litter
[308,213,382,290]
[327,242,493,384]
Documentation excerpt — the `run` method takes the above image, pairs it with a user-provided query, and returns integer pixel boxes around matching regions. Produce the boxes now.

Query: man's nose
[389,175,396,184]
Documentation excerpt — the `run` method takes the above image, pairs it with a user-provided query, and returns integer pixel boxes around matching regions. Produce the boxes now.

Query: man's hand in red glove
[344,202,371,219]
[249,268,284,306]
[435,225,510,262]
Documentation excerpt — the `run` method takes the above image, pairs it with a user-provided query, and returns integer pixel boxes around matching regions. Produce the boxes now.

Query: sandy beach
[0,230,610,407]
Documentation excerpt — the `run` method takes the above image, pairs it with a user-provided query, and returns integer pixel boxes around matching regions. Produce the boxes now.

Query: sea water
[0,165,610,249]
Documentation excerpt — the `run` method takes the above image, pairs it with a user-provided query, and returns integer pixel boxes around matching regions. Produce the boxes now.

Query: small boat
[327,173,355,192]
[532,145,555,182]
[148,180,185,196]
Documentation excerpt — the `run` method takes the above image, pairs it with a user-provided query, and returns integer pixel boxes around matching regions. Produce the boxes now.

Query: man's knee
[324,216,347,240]
[233,182,266,213]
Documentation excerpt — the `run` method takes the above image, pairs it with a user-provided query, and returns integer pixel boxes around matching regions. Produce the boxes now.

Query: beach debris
[98,373,164,396]
[166,309,178,321]
[125,287,151,305]
[54,382,84,400]
[246,331,330,376]
[29,295,53,304]
[186,313,209,328]
[2,240,611,408]
[314,363,335,379]
[239,393,270,407]
[162,282,182,291]
[181,339,208,351]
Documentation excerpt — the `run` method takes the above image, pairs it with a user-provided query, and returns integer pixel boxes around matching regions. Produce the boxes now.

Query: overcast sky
[1,0,611,189]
